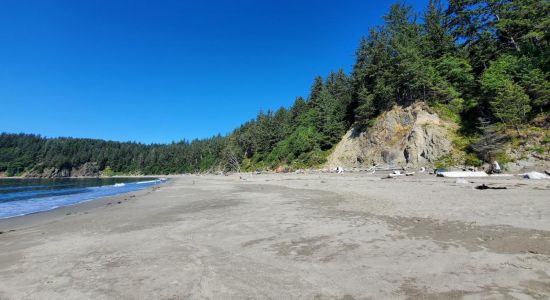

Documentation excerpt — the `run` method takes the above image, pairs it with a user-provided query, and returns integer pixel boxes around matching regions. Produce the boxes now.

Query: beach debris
[475,184,507,190]
[455,178,470,184]
[434,168,448,176]
[439,171,488,178]
[492,161,502,174]
[545,170,550,176]
[419,167,426,173]
[405,171,415,176]
[334,166,344,174]
[387,170,405,178]
[522,171,550,180]
[489,174,514,177]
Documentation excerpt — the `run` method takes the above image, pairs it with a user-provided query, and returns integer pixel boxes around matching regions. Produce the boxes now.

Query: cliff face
[326,102,455,168]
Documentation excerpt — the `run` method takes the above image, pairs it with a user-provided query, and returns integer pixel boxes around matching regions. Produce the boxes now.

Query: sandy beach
[0,173,549,299]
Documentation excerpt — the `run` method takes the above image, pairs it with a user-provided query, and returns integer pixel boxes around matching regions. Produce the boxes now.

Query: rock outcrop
[71,162,100,177]
[24,162,100,178]
[326,102,455,168]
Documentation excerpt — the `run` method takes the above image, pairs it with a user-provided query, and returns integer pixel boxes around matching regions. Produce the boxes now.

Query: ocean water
[0,178,164,219]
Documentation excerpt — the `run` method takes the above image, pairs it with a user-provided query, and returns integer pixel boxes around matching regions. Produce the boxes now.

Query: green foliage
[434,154,453,169]
[451,133,471,151]
[479,55,521,95]
[429,103,461,123]
[266,127,321,164]
[293,149,328,168]
[423,0,454,59]
[520,68,550,111]
[226,66,353,169]
[435,55,474,102]
[478,54,550,129]
[0,133,227,175]
[355,86,376,124]
[464,153,482,167]
[101,166,114,177]
[532,146,545,155]
[490,81,531,128]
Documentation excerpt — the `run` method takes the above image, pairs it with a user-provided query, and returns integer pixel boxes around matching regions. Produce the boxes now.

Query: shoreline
[0,178,170,227]
[0,186,160,230]
[0,175,165,179]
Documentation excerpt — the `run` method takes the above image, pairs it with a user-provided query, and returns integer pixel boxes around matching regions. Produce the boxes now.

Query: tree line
[1,0,548,176]
[0,133,226,176]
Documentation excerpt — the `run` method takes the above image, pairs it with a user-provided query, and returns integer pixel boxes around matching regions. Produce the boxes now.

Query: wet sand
[0,173,549,299]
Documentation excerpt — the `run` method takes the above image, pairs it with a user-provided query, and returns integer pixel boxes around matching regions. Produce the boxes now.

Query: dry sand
[0,173,549,299]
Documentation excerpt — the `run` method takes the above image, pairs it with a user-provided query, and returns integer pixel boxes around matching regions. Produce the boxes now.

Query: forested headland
[1,0,549,177]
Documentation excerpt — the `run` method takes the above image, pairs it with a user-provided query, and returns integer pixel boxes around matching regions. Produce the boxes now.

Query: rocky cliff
[326,102,455,169]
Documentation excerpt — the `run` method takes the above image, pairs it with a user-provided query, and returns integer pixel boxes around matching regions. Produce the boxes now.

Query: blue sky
[0,0,430,144]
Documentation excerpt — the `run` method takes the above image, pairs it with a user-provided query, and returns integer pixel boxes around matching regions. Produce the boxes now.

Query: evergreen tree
[520,68,550,112]
[308,76,324,107]
[423,0,454,59]
[355,86,376,124]
[490,81,531,132]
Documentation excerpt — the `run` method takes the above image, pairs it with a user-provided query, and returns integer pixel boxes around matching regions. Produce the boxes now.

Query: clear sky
[0,0,430,144]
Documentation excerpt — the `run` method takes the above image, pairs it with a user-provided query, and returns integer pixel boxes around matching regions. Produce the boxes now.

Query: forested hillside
[0,133,227,176]
[1,0,549,177]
